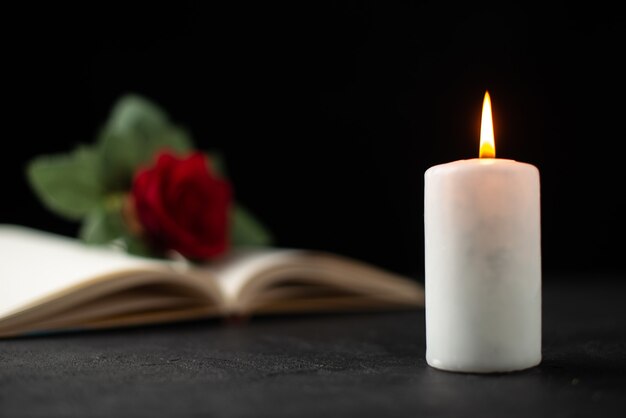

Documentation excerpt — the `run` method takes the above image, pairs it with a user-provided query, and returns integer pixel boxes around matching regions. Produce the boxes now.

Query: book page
[0,225,168,318]
[207,248,424,312]
[207,249,306,303]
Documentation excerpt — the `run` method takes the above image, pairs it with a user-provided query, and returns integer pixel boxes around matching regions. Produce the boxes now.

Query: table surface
[1,277,625,418]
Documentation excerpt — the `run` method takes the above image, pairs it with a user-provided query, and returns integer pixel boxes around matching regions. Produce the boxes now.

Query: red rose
[131,150,231,260]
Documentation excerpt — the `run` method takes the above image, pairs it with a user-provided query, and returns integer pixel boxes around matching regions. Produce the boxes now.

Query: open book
[0,225,423,337]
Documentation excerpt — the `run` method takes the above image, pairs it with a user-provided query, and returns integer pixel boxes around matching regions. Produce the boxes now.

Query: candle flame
[479,91,495,158]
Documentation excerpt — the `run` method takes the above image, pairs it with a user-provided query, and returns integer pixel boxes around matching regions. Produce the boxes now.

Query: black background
[3,2,625,279]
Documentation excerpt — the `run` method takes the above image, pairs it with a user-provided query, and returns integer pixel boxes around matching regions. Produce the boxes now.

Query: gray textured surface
[1,279,625,417]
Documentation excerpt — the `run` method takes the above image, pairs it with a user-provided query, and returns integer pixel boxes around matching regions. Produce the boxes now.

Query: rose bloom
[131,150,231,260]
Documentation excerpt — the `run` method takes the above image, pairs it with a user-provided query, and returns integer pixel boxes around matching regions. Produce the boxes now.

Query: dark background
[3,2,625,279]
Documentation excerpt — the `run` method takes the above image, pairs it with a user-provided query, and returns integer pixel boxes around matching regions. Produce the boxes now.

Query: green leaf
[98,94,193,191]
[79,206,124,244]
[206,151,227,178]
[27,146,103,220]
[79,196,157,258]
[78,195,127,244]
[122,233,157,258]
[231,204,273,247]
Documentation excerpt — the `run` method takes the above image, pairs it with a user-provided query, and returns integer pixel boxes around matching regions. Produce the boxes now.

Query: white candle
[424,92,541,373]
